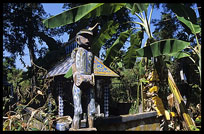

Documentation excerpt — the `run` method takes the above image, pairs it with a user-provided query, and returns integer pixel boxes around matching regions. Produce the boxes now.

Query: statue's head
[75,23,99,50]
[75,29,93,49]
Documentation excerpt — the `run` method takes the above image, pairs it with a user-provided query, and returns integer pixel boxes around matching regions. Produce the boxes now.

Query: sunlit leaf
[135,39,190,58]
[138,58,145,77]
[31,128,41,131]
[37,90,44,96]
[167,3,201,34]
[43,3,125,28]
[139,78,149,83]
[92,20,119,55]
[168,51,190,59]
[64,67,72,79]
[125,3,149,14]
[123,30,143,69]
[104,30,131,66]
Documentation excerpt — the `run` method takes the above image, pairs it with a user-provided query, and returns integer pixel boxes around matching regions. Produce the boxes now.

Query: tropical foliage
[43,3,201,130]
[3,3,201,131]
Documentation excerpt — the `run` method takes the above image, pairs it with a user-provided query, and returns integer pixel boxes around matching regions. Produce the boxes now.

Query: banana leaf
[91,20,119,55]
[43,3,125,28]
[168,4,201,84]
[167,4,201,35]
[104,30,131,66]
[125,3,149,14]
[123,30,143,69]
[135,39,191,58]
[168,51,190,59]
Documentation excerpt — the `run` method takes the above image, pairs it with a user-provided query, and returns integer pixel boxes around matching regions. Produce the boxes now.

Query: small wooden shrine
[46,39,119,130]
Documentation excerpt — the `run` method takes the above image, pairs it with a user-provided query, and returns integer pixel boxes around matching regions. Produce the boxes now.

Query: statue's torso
[75,47,93,75]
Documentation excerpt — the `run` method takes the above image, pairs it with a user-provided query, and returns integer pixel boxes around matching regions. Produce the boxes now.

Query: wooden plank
[95,111,159,131]
[95,111,157,125]
[69,128,97,131]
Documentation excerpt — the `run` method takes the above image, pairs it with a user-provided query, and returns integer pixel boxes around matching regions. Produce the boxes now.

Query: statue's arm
[71,48,95,86]
[71,48,78,85]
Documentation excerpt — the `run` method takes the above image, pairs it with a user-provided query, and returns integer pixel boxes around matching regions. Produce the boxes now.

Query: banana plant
[123,30,144,69]
[42,3,192,67]
[125,3,153,39]
[103,29,131,66]
[135,39,191,58]
[122,4,192,68]
[167,3,201,84]
[42,3,200,109]
[91,20,119,55]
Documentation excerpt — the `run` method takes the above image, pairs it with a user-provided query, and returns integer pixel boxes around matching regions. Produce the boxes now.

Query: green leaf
[138,58,145,77]
[140,78,149,83]
[17,125,22,131]
[123,31,143,69]
[43,3,125,28]
[43,3,100,28]
[64,67,72,79]
[190,125,200,131]
[117,62,123,68]
[135,39,191,58]
[104,30,131,66]
[167,4,201,34]
[92,20,119,55]
[125,3,149,14]
[30,128,41,131]
[195,117,201,124]
[168,51,190,59]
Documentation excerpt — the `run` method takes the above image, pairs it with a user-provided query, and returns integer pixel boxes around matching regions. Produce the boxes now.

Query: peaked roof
[93,56,119,77]
[47,56,119,78]
[46,56,72,78]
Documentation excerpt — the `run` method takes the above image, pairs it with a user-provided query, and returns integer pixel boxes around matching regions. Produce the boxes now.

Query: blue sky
[5,3,198,71]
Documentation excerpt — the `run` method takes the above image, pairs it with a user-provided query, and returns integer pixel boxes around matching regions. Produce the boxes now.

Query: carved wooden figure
[68,24,119,130]
[71,28,96,129]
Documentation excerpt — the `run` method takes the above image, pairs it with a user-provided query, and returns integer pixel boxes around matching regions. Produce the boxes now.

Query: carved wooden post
[104,81,109,117]
[56,81,67,131]
[58,81,63,117]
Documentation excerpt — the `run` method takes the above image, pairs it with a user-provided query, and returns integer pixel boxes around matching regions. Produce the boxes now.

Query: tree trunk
[36,32,59,51]
[28,37,36,97]
[27,4,36,97]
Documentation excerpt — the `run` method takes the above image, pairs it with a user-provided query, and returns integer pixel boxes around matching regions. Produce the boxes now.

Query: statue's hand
[90,73,95,86]
[73,72,80,86]
[73,72,95,86]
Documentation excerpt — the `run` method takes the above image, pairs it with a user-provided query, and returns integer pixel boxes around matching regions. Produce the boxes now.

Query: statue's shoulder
[76,47,85,51]
[71,47,79,54]
[73,47,79,51]
[72,47,85,52]
[71,47,78,59]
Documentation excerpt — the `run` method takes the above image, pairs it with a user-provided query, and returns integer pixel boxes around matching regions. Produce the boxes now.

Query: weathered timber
[94,111,160,131]
[69,127,97,131]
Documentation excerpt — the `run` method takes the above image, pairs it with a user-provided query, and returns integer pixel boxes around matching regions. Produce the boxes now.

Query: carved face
[76,34,92,46]
[76,30,93,48]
